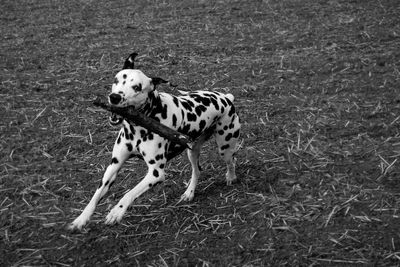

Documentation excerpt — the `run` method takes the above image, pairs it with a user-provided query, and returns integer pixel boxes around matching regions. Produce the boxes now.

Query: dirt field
[1,0,400,265]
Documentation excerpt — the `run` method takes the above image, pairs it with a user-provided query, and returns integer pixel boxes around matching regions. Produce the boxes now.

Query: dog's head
[109,69,154,108]
[108,53,170,109]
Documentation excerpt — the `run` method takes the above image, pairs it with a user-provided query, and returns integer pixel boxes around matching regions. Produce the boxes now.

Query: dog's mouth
[109,113,123,126]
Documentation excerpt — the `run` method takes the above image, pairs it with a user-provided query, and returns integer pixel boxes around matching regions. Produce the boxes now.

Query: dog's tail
[225,93,235,102]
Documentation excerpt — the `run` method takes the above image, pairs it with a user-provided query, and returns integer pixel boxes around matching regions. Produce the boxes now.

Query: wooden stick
[93,97,193,150]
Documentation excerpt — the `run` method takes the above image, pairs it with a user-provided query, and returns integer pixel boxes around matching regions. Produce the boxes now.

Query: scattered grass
[1,0,400,265]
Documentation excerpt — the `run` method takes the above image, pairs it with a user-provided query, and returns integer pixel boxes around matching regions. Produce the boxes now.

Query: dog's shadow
[172,162,281,202]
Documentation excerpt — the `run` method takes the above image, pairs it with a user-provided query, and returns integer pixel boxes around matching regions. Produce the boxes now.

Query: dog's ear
[150,77,177,89]
[151,77,168,86]
[122,52,138,69]
[151,77,176,88]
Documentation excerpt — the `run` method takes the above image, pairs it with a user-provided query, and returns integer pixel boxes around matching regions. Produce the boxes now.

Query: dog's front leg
[68,135,131,230]
[105,164,166,225]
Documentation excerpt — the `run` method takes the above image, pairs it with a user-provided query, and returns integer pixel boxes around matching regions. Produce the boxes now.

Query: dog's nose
[109,93,122,105]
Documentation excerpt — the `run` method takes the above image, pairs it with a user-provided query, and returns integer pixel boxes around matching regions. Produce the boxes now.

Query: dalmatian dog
[68,53,241,230]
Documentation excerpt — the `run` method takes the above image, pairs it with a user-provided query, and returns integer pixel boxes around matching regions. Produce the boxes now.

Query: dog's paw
[226,174,237,186]
[180,189,195,202]
[67,217,87,231]
[105,205,126,225]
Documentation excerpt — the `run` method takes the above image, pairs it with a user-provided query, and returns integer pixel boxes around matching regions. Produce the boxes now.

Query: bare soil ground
[1,0,400,266]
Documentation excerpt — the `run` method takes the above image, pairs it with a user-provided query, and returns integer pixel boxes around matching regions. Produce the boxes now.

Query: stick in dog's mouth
[93,97,193,150]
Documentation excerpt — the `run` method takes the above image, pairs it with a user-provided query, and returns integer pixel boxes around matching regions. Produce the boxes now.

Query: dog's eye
[132,84,142,92]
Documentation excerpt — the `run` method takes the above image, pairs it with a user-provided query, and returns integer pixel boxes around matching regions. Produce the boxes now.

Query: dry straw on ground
[1,0,400,266]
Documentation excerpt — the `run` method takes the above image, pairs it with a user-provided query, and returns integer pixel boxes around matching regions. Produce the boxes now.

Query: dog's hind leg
[180,132,209,202]
[180,144,201,202]
[215,113,241,185]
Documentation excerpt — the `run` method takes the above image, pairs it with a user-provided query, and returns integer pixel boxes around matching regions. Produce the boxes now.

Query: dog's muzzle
[109,93,122,105]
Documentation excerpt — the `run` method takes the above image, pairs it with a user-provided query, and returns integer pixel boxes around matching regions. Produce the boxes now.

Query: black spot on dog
[188,129,199,138]
[172,96,180,107]
[123,74,127,79]
[223,126,228,130]
[105,180,109,186]
[160,164,165,169]
[225,133,233,142]
[149,181,162,188]
[180,124,191,134]
[117,133,121,144]
[140,129,147,142]
[155,154,164,160]
[124,126,129,138]
[126,143,133,151]
[210,98,219,110]
[230,114,236,124]
[172,114,177,127]
[220,98,227,107]
[161,104,168,119]
[148,133,154,140]
[111,157,119,164]
[136,139,142,147]
[119,205,123,208]
[187,113,197,122]
[193,95,210,106]
[199,120,206,130]
[181,100,193,111]
[148,159,156,164]
[195,105,207,116]
[221,144,230,150]
[129,125,135,135]
[221,106,225,114]
[218,130,224,135]
[98,181,103,188]
[158,143,162,148]
[233,129,240,138]
[140,129,147,138]
[228,106,236,117]
[153,169,159,177]
[114,78,119,85]
[142,151,146,157]
[109,181,115,188]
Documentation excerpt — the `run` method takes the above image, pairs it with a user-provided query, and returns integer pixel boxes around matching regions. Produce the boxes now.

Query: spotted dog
[68,53,241,230]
